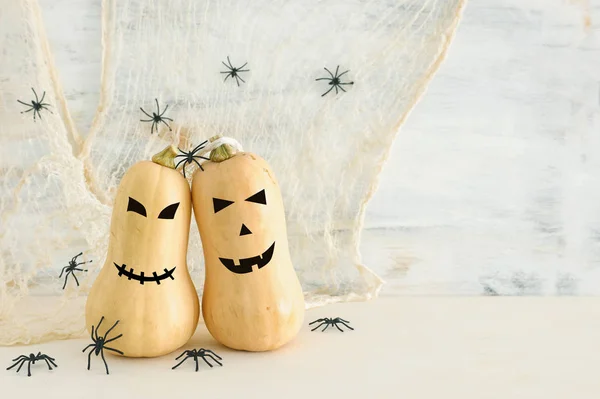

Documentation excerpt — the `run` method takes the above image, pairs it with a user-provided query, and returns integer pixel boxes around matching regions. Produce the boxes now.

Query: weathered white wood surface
[365,0,600,295]
[4,297,600,398]
[37,0,600,295]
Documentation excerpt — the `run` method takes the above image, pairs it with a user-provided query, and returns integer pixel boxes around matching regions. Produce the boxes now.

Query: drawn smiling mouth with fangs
[218,242,275,275]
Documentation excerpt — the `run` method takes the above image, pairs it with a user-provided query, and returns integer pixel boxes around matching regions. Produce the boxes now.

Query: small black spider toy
[220,56,250,86]
[6,352,57,377]
[175,140,210,178]
[17,88,53,121]
[82,316,124,375]
[309,317,354,332]
[315,66,354,97]
[172,348,223,372]
[140,98,173,134]
[59,252,92,289]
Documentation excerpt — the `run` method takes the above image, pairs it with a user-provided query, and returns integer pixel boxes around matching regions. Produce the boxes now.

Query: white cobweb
[0,0,465,345]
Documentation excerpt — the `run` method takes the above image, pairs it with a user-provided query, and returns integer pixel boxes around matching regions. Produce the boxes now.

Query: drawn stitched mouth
[219,242,275,274]
[113,263,176,285]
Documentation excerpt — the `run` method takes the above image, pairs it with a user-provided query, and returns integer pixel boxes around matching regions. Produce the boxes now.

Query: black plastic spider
[59,252,92,289]
[17,88,53,121]
[82,316,124,375]
[172,348,223,372]
[309,317,354,332]
[220,56,250,86]
[140,98,173,134]
[6,352,57,377]
[315,66,354,97]
[175,140,210,178]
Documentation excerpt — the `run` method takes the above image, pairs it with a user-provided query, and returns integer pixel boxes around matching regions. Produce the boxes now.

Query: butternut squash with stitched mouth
[85,146,199,358]
[191,139,305,352]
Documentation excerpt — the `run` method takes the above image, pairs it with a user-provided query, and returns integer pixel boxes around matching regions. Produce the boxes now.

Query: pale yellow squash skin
[192,152,305,351]
[86,161,199,358]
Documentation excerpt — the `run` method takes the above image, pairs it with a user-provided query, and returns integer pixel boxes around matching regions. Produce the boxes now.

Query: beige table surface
[1,296,599,399]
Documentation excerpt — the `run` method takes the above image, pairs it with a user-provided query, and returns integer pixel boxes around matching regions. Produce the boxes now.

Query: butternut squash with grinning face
[191,142,305,352]
[85,146,199,358]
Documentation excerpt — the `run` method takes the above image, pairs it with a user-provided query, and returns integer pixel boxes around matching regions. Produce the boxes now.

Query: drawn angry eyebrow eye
[127,197,147,217]
[245,189,266,205]
[158,202,180,219]
[213,198,234,213]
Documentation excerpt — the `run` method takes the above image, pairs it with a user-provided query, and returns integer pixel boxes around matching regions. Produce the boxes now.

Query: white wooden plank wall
[37,0,600,295]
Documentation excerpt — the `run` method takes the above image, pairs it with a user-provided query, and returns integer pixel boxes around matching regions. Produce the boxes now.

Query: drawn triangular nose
[240,224,252,236]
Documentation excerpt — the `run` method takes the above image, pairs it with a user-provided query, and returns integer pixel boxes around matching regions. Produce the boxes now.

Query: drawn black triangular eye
[213,198,234,213]
[127,197,147,217]
[245,189,266,205]
[158,202,180,219]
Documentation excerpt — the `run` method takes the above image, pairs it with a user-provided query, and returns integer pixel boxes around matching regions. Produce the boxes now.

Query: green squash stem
[209,135,238,163]
[152,145,178,169]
